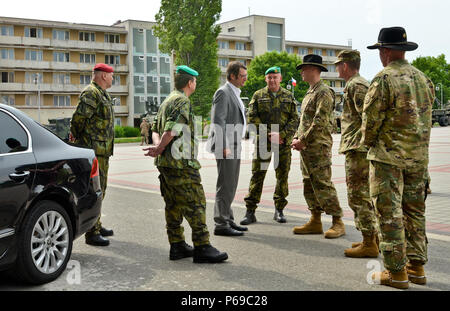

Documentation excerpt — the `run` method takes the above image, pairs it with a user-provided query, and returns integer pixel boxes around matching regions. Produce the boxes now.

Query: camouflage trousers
[369,161,428,272]
[87,155,109,235]
[345,151,377,235]
[158,167,210,247]
[300,146,343,217]
[244,145,292,211]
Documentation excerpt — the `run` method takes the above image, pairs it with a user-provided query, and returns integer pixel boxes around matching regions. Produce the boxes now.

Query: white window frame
[0,25,14,36]
[152,76,158,83]
[53,51,70,62]
[53,73,70,85]
[79,31,95,42]
[80,74,91,85]
[80,53,96,64]
[151,56,158,62]
[313,48,322,56]
[25,27,43,38]
[52,29,69,41]
[25,49,43,61]
[0,48,14,60]
[53,95,71,107]
[1,94,15,106]
[139,96,145,102]
[235,42,245,51]
[165,77,170,83]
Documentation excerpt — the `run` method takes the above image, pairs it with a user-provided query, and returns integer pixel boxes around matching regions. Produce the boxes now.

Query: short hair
[227,61,247,81]
[345,59,361,71]
[175,73,195,90]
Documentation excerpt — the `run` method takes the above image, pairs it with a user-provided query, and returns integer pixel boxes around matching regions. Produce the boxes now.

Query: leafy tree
[412,54,450,108]
[241,51,309,104]
[153,0,222,118]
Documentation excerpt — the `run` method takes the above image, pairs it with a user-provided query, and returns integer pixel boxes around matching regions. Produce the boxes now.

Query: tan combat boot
[351,232,380,248]
[324,216,345,239]
[344,233,379,258]
[293,212,323,234]
[372,268,409,290]
[406,261,426,285]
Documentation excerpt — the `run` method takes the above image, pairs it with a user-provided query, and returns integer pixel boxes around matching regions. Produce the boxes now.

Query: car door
[0,109,36,255]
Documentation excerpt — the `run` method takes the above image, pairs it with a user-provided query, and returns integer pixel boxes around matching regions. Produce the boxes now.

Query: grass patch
[115,137,142,144]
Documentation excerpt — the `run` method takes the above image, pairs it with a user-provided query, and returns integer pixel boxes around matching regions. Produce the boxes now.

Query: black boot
[240,210,257,225]
[274,209,287,223]
[193,244,228,263]
[100,226,114,237]
[170,241,194,260]
[85,233,110,246]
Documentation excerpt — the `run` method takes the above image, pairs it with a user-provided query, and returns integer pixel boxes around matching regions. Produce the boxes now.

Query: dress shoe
[193,244,228,263]
[214,227,244,236]
[230,222,248,231]
[240,210,257,225]
[85,233,110,246]
[274,209,287,223]
[100,226,114,237]
[170,241,194,260]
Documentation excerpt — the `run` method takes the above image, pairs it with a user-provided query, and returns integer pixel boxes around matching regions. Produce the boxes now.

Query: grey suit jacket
[206,83,245,158]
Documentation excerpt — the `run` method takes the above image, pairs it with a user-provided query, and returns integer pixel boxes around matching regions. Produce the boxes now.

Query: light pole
[436,82,444,109]
[34,73,41,123]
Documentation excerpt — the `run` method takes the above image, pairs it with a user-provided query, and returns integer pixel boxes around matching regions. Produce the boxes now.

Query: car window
[0,111,29,154]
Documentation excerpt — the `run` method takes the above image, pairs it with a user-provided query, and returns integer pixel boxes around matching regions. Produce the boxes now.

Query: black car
[0,103,102,284]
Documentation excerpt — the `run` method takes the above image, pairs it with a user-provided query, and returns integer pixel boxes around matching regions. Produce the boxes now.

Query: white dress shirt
[226,81,247,138]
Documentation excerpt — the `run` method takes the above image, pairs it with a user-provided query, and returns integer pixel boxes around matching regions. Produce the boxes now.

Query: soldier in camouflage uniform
[241,66,299,225]
[291,54,345,239]
[145,65,228,263]
[363,27,435,289]
[70,63,115,247]
[335,50,379,258]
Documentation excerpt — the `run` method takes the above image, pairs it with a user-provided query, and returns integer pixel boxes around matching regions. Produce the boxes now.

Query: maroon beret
[93,63,114,73]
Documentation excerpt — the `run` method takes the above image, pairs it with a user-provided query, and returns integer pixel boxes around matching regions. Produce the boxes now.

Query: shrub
[114,125,125,138]
[123,126,140,137]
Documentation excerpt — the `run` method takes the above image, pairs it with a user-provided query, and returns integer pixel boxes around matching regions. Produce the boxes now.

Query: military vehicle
[43,117,72,141]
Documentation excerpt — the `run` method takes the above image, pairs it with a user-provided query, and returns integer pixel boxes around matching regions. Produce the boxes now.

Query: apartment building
[217,15,351,96]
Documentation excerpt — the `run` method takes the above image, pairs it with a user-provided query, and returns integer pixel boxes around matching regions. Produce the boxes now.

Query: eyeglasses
[238,74,247,78]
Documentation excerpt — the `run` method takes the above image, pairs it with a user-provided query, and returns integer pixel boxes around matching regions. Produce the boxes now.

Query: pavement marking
[109,183,450,242]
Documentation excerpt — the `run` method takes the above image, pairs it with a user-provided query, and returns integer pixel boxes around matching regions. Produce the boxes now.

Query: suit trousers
[214,158,241,229]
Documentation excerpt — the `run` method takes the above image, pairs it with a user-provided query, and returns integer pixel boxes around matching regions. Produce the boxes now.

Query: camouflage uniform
[338,73,377,235]
[361,59,435,272]
[70,80,114,235]
[244,86,299,211]
[296,80,342,217]
[151,90,210,247]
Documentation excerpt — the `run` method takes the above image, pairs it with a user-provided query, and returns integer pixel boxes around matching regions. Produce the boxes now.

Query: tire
[439,116,449,127]
[14,200,73,285]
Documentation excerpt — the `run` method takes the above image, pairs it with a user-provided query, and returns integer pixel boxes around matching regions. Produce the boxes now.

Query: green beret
[265,66,281,75]
[176,65,199,77]
[334,50,361,65]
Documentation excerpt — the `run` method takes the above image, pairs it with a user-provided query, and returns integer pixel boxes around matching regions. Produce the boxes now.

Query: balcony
[1,60,128,73]
[113,105,129,116]
[320,72,339,79]
[0,83,128,94]
[218,48,253,58]
[0,36,127,53]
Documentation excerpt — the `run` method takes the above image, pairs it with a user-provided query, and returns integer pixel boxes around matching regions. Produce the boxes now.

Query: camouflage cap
[334,50,361,65]
[265,66,281,75]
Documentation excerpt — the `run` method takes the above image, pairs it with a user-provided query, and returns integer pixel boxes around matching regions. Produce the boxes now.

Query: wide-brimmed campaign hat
[367,27,418,51]
[296,54,328,72]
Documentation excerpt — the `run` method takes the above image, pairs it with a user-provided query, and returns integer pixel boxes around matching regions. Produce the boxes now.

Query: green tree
[241,51,309,105]
[153,0,222,118]
[412,54,450,108]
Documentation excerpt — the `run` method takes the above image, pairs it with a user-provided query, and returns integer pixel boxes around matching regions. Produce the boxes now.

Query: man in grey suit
[206,61,248,236]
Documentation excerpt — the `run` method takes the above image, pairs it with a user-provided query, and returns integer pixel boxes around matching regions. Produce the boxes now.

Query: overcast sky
[2,0,449,79]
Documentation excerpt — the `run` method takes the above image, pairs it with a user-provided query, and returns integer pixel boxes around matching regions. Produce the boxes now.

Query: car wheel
[14,200,73,284]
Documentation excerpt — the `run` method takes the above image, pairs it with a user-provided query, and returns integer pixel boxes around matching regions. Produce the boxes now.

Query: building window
[115,118,121,126]
[112,97,121,106]
[105,55,120,65]
[235,42,245,50]
[132,28,144,54]
[79,32,95,42]
[329,80,336,87]
[228,27,235,33]
[53,95,71,107]
[286,46,294,54]
[0,25,14,36]
[25,49,43,61]
[1,95,14,106]
[53,73,70,85]
[1,48,14,60]
[341,80,346,88]
[327,49,336,57]
[26,95,40,106]
[1,72,14,83]
[218,58,229,67]
[112,75,121,86]
[298,47,308,55]
[313,48,322,56]
[25,72,43,84]
[105,34,120,43]
[54,51,70,62]
[25,27,43,38]
[53,29,69,40]
[80,53,96,64]
[328,64,336,72]
[218,41,229,49]
[267,23,282,52]
[80,74,91,85]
